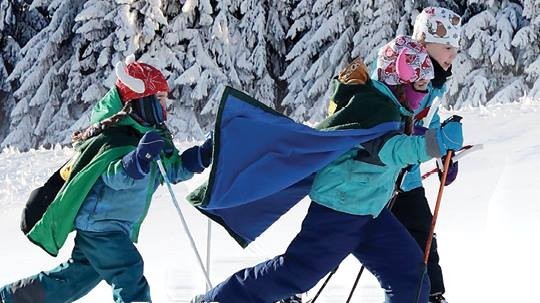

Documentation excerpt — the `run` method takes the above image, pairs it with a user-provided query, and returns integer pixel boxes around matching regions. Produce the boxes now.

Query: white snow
[1,101,540,302]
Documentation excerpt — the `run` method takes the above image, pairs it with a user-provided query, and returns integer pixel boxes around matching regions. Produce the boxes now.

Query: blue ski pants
[202,202,429,303]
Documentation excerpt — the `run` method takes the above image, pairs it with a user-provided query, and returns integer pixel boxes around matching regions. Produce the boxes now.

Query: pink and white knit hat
[376,35,435,86]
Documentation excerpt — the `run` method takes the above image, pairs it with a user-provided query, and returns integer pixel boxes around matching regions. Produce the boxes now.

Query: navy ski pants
[0,230,151,303]
[202,202,429,303]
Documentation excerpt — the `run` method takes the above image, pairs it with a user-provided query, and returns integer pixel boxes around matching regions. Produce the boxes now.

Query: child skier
[193,36,463,303]
[390,7,462,303]
[0,56,212,303]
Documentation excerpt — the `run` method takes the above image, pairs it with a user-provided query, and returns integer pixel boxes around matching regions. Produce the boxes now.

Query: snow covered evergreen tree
[281,0,404,123]
[446,0,527,108]
[1,0,539,149]
[235,0,282,108]
[173,0,294,136]
[147,0,206,141]
[515,0,540,99]
[2,0,85,150]
[0,0,48,145]
[351,0,405,67]
[70,0,190,141]
[169,0,234,139]
[1,0,49,46]
[414,0,468,16]
[0,36,18,143]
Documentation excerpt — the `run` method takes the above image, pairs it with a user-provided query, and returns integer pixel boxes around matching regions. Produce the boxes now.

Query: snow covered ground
[1,100,539,302]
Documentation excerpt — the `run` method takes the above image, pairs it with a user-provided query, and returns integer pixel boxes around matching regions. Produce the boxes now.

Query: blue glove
[122,131,165,179]
[181,135,213,173]
[436,117,463,155]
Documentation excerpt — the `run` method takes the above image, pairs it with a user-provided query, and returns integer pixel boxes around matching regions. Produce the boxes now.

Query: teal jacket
[309,79,441,217]
[400,83,446,192]
[74,154,193,240]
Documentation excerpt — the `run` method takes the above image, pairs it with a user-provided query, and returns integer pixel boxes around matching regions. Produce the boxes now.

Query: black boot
[429,293,448,303]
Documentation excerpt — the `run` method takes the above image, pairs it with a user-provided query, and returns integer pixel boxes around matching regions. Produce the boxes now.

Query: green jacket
[27,87,186,256]
[309,79,436,217]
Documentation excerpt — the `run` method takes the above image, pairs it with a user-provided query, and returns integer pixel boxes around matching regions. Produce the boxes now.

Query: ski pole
[423,96,441,127]
[424,152,452,263]
[414,150,453,303]
[156,158,213,289]
[345,266,364,303]
[206,218,212,292]
[306,267,339,303]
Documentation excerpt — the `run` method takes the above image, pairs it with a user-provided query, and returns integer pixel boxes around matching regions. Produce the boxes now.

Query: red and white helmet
[376,36,435,86]
[115,55,169,103]
[413,7,462,48]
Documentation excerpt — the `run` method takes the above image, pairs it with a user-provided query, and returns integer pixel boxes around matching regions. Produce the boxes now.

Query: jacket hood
[90,86,155,135]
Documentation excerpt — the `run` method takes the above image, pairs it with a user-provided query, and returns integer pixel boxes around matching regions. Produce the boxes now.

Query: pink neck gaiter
[402,84,427,111]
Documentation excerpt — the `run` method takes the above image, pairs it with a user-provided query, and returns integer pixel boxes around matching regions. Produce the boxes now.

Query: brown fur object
[338,58,370,85]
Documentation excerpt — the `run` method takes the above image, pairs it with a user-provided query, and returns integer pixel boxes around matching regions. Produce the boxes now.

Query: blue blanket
[188,87,400,247]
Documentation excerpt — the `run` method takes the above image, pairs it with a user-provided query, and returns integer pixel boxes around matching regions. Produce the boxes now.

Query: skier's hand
[436,116,463,155]
[437,155,459,186]
[181,132,213,173]
[122,131,165,179]
[136,131,166,161]
[199,135,213,167]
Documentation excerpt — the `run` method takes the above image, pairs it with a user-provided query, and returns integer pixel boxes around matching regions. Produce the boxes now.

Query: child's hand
[199,135,213,168]
[181,134,213,173]
[136,131,165,161]
[436,116,463,155]
[122,131,165,179]
[437,155,459,186]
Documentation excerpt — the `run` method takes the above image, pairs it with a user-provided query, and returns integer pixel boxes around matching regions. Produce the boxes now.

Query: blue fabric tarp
[187,86,400,247]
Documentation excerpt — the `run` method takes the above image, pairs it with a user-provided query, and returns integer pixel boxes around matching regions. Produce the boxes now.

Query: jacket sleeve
[101,160,137,190]
[162,151,194,184]
[101,156,195,190]
[360,132,436,168]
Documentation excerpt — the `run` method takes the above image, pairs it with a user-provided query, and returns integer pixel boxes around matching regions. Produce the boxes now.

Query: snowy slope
[1,101,539,302]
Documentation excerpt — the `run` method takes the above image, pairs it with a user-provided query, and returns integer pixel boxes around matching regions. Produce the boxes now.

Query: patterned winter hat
[413,7,462,48]
[115,55,169,102]
[376,35,434,86]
